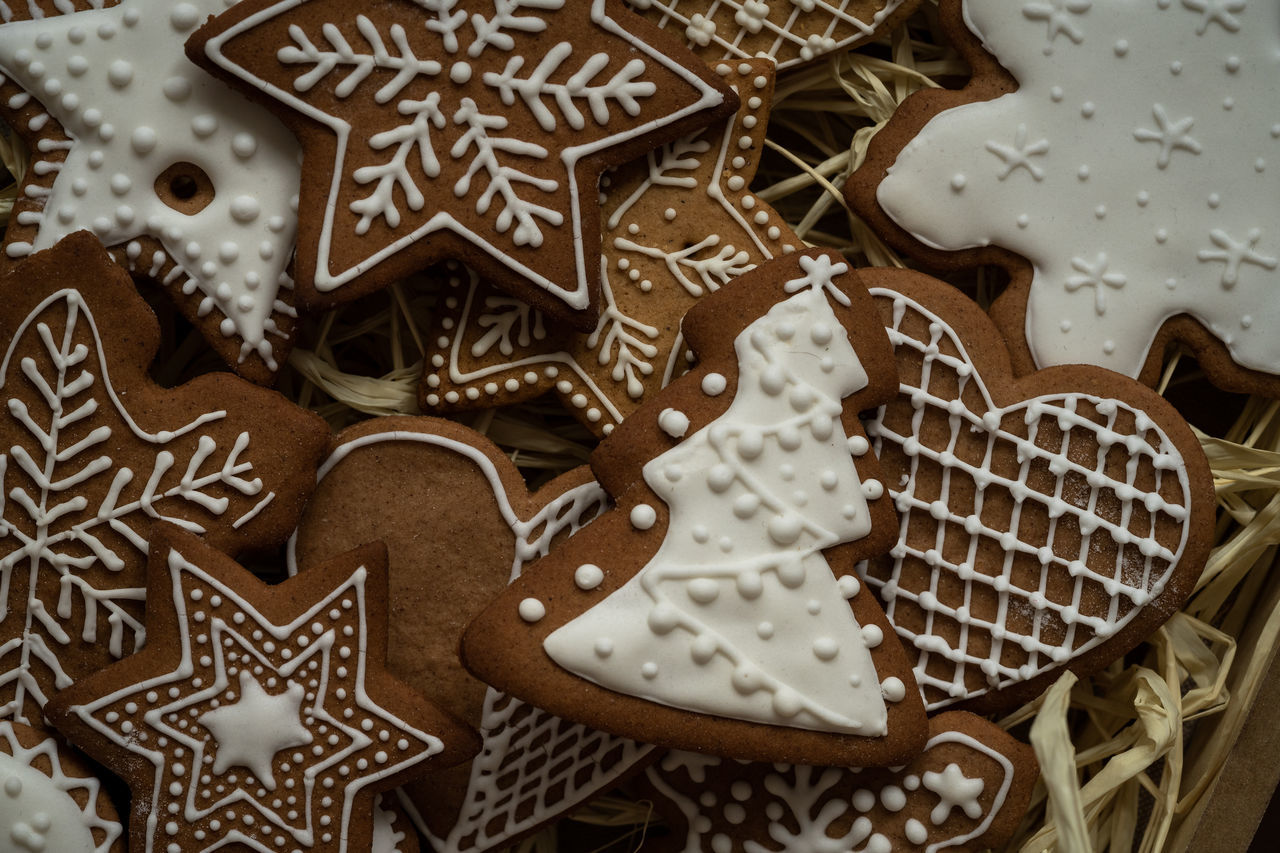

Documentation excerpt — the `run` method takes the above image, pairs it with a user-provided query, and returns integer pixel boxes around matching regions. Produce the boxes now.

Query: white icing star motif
[198,670,312,790]
[985,124,1050,180]
[922,762,985,824]
[0,0,301,370]
[873,0,1280,382]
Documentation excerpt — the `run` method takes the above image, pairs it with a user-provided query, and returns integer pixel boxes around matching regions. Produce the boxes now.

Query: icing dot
[881,785,906,811]
[688,578,719,605]
[230,196,261,223]
[517,598,545,623]
[131,126,157,154]
[192,114,219,137]
[862,624,883,647]
[756,621,774,640]
[847,435,869,455]
[107,58,133,88]
[701,373,727,396]
[905,818,928,844]
[658,408,690,438]
[880,677,906,702]
[163,76,191,102]
[853,789,875,812]
[574,564,604,590]
[593,638,613,658]
[812,637,838,661]
[950,174,966,192]
[450,61,472,84]
[630,503,657,530]
[171,4,200,31]
[232,133,258,159]
[837,575,859,599]
[641,662,658,679]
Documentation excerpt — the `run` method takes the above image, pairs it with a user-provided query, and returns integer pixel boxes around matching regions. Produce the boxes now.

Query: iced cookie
[290,417,655,853]
[465,250,928,767]
[847,0,1280,395]
[638,711,1036,853]
[859,268,1215,713]
[421,60,800,436]
[188,0,738,331]
[45,525,478,853]
[0,0,303,382]
[0,232,328,725]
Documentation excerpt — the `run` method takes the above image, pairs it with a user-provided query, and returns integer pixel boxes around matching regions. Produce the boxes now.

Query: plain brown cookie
[464,250,928,767]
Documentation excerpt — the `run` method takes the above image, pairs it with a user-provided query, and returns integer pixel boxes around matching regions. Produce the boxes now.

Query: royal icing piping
[371,793,408,853]
[200,0,727,314]
[0,721,121,853]
[862,286,1192,710]
[648,728,1013,853]
[876,0,1280,379]
[420,62,793,434]
[0,288,274,722]
[544,257,894,734]
[69,544,443,853]
[626,0,910,69]
[286,430,652,853]
[0,0,301,369]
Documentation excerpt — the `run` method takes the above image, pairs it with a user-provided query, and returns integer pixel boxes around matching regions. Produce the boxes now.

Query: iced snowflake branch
[452,98,563,247]
[606,133,712,228]
[484,43,655,132]
[467,0,566,58]
[587,276,658,398]
[280,16,442,103]
[351,94,448,234]
[417,0,468,52]
[472,296,546,357]
[614,235,754,297]
[745,766,875,853]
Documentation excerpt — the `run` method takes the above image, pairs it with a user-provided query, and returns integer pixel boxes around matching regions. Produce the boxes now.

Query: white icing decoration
[544,269,890,734]
[283,430,649,853]
[659,407,691,438]
[877,0,1280,379]
[630,502,658,530]
[628,0,909,70]
[648,728,1017,853]
[575,563,605,590]
[518,597,546,622]
[198,670,312,790]
[861,287,1193,710]
[201,0,727,314]
[702,372,728,396]
[68,544,444,852]
[0,722,119,853]
[0,289,274,723]
[421,65,788,432]
[371,793,408,853]
[0,0,302,369]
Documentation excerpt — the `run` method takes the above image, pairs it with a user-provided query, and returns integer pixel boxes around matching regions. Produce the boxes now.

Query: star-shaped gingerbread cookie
[421,59,799,435]
[187,0,738,331]
[47,526,478,853]
[0,232,329,726]
[0,0,304,383]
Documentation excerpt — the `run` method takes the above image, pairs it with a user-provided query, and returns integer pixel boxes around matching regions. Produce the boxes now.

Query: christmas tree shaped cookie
[464,250,927,766]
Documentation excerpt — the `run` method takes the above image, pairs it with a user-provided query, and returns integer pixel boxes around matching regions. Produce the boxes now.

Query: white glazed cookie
[188,0,737,331]
[852,0,1280,394]
[0,0,302,382]
[421,60,799,436]
[464,251,928,768]
[636,712,1037,853]
[0,720,123,853]
[46,526,478,853]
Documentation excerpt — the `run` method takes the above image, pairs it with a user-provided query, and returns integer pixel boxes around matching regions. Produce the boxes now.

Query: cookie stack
[0,0,1266,851]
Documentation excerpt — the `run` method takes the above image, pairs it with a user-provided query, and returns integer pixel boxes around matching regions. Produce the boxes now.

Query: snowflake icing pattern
[197,0,729,320]
[873,0,1280,382]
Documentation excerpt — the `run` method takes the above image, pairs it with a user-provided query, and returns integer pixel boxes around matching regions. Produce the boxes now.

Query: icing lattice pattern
[861,289,1193,710]
[626,0,911,70]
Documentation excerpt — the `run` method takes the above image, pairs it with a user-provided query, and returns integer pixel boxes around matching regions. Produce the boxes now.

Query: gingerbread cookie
[290,417,655,853]
[0,232,328,725]
[188,0,737,331]
[421,60,800,436]
[465,250,928,767]
[638,711,1036,853]
[0,719,123,852]
[0,0,303,383]
[848,0,1280,396]
[627,0,920,70]
[46,525,478,853]
[858,269,1215,713]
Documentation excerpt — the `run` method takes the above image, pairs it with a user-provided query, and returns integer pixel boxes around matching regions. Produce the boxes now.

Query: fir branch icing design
[0,290,274,722]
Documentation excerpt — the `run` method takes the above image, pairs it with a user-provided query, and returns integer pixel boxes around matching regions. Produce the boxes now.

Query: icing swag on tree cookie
[188,0,737,330]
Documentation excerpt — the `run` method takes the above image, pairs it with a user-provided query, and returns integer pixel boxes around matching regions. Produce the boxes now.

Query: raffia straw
[0,2,1271,849]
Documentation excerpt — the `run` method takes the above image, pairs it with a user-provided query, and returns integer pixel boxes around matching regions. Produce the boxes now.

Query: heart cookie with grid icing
[858,269,1214,714]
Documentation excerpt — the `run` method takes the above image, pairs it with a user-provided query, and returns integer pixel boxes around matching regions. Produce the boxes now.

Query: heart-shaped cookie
[858,270,1215,713]
[289,417,655,853]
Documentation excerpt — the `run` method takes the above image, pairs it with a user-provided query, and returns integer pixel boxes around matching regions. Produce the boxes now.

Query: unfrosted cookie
[290,417,655,853]
[637,711,1036,853]
[0,719,123,852]
[847,0,1280,395]
[858,268,1215,713]
[46,525,478,853]
[188,0,737,331]
[0,232,328,725]
[465,250,928,767]
[0,0,303,382]
[421,59,799,435]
